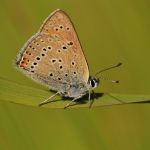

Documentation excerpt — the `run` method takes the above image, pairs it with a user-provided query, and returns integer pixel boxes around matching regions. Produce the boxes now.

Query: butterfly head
[88,76,99,90]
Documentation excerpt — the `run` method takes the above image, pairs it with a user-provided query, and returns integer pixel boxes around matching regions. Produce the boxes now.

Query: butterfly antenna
[94,62,122,77]
[99,76,120,83]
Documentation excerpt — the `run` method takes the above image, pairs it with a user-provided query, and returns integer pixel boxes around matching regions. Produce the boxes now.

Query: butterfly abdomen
[62,82,88,98]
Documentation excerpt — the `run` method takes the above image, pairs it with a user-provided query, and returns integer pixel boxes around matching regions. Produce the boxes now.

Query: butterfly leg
[38,92,59,106]
[64,96,82,109]
[88,89,91,103]
[105,93,126,104]
[88,90,93,108]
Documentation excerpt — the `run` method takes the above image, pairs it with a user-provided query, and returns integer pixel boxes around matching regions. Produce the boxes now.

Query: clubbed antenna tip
[95,62,123,77]
[117,62,123,67]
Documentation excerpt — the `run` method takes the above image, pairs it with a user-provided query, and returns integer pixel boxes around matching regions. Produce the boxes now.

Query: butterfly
[16,9,121,108]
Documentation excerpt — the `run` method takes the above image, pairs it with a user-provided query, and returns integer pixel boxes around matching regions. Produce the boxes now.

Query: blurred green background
[0,0,150,149]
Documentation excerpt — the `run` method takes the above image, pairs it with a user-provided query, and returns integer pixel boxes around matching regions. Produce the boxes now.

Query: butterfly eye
[90,78,98,88]
[91,80,95,87]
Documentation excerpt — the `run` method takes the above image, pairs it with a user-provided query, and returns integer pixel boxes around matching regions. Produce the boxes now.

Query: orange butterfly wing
[16,9,89,90]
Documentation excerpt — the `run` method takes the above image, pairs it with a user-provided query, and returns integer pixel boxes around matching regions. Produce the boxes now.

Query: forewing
[16,9,89,90]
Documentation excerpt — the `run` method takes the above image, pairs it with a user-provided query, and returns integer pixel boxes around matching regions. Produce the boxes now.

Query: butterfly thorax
[60,76,99,98]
